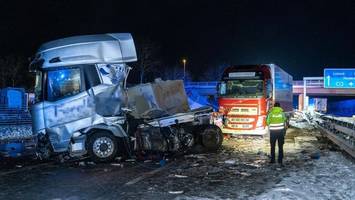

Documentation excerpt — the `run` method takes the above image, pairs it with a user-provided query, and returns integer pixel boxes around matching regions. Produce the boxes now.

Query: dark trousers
[270,129,285,163]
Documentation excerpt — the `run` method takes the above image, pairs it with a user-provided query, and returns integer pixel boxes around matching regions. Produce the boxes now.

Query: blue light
[327,99,355,117]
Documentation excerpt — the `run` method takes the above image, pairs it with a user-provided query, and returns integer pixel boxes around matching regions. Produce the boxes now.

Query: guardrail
[314,115,355,158]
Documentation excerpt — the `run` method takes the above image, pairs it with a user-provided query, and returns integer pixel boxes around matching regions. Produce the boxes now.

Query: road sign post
[324,68,355,89]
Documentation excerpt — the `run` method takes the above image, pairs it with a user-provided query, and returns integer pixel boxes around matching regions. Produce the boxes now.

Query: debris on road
[310,151,321,159]
[173,174,188,178]
[1,123,354,200]
[111,163,124,167]
[254,151,355,200]
[168,191,184,194]
[240,172,252,176]
[124,126,351,199]
[184,154,207,159]
[224,159,236,165]
[87,161,96,165]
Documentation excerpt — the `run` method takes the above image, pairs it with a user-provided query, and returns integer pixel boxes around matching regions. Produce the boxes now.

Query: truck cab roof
[30,33,137,70]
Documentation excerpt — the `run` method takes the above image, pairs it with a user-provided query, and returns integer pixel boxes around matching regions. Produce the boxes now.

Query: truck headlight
[211,113,224,127]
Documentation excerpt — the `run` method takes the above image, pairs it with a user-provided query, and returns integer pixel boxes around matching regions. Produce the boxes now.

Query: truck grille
[229,107,258,115]
[228,118,255,123]
[228,124,253,129]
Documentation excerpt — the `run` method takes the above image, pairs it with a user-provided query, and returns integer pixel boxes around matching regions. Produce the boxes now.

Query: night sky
[1,0,355,80]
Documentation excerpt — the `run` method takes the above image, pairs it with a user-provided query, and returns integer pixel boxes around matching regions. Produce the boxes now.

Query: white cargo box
[127,80,190,118]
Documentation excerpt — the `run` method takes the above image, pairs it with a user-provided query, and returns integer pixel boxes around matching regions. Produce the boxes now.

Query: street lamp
[182,58,187,81]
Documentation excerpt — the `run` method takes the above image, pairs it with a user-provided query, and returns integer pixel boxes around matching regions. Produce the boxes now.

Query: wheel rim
[202,129,222,148]
[93,137,115,158]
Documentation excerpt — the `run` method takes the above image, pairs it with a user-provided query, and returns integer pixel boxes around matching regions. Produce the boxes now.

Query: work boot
[269,160,275,164]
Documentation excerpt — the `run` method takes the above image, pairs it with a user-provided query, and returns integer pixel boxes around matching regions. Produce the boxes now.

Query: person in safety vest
[266,102,287,166]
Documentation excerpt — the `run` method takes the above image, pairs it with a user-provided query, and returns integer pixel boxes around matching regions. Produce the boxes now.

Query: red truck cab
[215,64,293,135]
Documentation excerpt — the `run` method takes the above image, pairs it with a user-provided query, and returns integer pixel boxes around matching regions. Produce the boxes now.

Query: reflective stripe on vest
[269,123,285,130]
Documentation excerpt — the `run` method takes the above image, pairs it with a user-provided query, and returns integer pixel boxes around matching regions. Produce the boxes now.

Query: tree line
[0,37,228,91]
[0,55,35,91]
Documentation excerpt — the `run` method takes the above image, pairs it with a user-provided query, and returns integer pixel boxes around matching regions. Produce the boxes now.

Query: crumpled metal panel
[31,84,127,152]
[30,33,135,152]
[127,80,190,118]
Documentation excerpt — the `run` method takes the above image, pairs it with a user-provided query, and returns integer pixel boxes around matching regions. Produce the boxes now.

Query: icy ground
[0,126,354,200]
[254,151,355,200]
[168,128,355,200]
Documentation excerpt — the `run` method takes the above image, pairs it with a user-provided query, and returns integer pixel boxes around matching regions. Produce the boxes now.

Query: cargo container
[0,87,27,109]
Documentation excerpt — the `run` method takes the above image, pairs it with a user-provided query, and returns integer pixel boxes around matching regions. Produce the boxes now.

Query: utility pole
[182,58,187,81]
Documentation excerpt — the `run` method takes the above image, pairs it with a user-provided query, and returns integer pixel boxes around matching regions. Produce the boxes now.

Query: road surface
[0,127,354,200]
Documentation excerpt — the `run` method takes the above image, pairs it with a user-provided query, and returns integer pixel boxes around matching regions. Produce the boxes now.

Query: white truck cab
[30,33,222,162]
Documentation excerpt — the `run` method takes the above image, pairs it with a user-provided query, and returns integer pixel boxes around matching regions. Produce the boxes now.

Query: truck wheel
[200,125,223,151]
[87,131,118,162]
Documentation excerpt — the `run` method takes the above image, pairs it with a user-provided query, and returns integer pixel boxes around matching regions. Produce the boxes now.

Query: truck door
[41,66,96,152]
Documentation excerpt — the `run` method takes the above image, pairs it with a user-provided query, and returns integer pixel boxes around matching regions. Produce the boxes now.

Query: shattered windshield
[219,79,264,98]
[97,64,127,85]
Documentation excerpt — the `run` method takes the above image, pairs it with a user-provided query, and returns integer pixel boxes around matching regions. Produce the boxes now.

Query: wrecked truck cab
[30,33,137,161]
[30,33,223,162]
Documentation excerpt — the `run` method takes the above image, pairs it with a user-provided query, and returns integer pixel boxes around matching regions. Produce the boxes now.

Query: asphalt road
[0,127,345,200]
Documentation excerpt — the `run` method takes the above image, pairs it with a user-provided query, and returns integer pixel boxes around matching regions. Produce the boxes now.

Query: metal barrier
[314,114,355,158]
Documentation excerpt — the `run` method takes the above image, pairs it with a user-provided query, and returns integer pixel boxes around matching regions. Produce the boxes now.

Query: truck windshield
[46,68,81,101]
[219,79,264,98]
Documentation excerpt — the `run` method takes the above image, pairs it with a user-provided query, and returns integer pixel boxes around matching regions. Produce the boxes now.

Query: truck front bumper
[220,127,269,135]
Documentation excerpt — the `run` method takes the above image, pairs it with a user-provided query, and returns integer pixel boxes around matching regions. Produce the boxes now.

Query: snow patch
[254,152,355,200]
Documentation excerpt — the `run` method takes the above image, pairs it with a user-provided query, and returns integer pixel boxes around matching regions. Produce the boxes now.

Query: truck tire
[200,125,223,151]
[87,131,118,162]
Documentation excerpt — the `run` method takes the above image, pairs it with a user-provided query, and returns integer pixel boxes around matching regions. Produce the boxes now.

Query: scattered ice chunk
[174,174,188,178]
[169,191,184,194]
[224,159,236,165]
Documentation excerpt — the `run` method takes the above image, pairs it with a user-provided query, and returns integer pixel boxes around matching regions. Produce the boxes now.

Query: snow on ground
[254,151,355,200]
[170,126,355,200]
[1,119,354,200]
